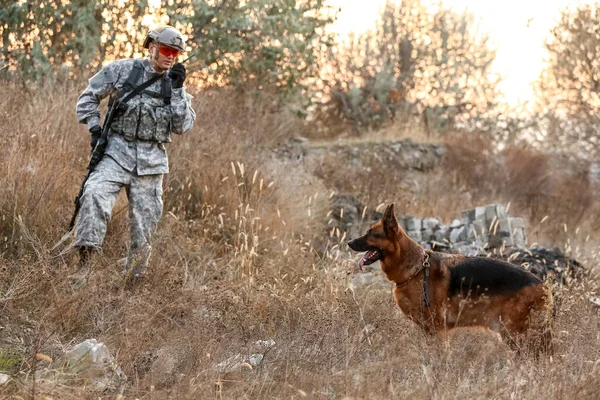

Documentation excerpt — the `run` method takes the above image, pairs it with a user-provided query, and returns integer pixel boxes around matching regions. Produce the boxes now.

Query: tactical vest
[110,60,174,143]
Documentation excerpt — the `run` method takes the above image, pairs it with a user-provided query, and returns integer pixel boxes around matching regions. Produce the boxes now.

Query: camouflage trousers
[74,155,163,275]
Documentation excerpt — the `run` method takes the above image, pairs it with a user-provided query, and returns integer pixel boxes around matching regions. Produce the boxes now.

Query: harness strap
[395,266,423,289]
[119,60,171,103]
[123,60,143,92]
[139,89,169,99]
[423,253,431,307]
[161,78,172,105]
[119,73,164,105]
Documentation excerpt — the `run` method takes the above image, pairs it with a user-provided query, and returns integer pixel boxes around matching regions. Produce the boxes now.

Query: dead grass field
[1,78,599,399]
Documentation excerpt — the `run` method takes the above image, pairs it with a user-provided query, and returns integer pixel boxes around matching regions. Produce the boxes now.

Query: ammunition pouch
[110,100,172,143]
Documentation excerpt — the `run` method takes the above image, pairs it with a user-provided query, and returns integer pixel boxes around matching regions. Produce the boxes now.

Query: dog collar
[395,253,431,308]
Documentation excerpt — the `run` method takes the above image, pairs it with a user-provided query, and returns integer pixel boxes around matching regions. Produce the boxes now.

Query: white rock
[249,354,264,367]
[407,230,422,241]
[435,226,450,242]
[450,219,463,228]
[475,206,487,221]
[0,373,9,385]
[588,296,600,307]
[405,217,422,231]
[423,218,441,230]
[216,354,245,373]
[216,352,265,373]
[450,226,467,243]
[254,339,276,350]
[64,339,126,390]
[421,228,435,242]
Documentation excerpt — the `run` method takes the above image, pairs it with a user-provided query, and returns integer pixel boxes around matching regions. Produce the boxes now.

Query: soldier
[72,25,196,283]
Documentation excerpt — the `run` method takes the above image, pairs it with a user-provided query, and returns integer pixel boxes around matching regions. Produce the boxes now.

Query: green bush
[323,0,499,132]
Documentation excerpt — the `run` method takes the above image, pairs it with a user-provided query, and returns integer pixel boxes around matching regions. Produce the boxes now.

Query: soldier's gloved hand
[89,125,102,151]
[169,63,186,89]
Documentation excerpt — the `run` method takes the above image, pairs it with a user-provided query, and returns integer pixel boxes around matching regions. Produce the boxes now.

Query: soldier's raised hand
[169,63,186,88]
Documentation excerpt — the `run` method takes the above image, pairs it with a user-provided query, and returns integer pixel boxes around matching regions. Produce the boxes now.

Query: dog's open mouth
[359,249,382,270]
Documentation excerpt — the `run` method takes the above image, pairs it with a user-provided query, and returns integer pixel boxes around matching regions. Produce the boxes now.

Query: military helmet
[143,25,185,52]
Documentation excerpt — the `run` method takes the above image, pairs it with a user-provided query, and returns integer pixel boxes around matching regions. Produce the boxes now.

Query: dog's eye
[367,231,373,237]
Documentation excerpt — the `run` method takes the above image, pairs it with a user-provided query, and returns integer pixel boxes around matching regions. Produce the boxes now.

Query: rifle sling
[113,71,165,108]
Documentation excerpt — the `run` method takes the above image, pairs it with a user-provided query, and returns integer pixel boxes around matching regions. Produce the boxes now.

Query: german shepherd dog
[348,204,554,353]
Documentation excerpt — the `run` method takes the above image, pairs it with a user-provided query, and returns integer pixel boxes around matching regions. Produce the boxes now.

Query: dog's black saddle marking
[448,257,542,298]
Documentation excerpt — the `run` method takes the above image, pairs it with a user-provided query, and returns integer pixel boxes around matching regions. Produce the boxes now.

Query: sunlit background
[3,0,593,106]
[328,0,593,106]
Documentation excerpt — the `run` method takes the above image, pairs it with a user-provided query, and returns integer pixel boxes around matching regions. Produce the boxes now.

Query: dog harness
[395,253,431,307]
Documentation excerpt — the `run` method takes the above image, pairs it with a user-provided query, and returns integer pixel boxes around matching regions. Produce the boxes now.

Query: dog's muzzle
[348,238,382,271]
[348,238,367,252]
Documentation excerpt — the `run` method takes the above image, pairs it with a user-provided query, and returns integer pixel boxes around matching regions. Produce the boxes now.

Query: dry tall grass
[0,78,599,399]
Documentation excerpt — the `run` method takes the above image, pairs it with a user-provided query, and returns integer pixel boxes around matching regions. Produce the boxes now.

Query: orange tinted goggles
[157,44,181,58]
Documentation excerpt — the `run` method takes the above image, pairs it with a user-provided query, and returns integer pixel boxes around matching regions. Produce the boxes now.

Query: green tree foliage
[1,0,336,105]
[0,1,154,78]
[1,1,98,76]
[323,0,500,131]
[169,0,335,98]
[535,3,600,152]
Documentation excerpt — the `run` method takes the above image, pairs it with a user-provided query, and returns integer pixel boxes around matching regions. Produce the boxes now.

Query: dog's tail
[544,283,556,328]
[535,282,556,354]
[524,282,556,355]
[545,277,563,325]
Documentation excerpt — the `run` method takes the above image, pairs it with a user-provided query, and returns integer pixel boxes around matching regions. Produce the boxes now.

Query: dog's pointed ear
[383,204,399,236]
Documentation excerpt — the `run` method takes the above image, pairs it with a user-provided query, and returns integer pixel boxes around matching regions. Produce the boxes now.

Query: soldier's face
[149,42,178,72]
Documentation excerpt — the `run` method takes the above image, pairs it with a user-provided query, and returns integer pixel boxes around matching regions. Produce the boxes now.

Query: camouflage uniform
[75,58,195,275]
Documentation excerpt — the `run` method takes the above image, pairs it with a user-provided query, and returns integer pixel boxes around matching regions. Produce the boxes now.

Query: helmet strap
[148,43,163,72]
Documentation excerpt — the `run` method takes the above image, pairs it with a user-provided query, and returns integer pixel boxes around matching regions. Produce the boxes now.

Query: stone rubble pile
[400,203,526,256]
[502,246,585,283]
[329,194,525,256]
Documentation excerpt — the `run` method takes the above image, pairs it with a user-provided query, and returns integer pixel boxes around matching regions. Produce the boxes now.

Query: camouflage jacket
[76,58,196,175]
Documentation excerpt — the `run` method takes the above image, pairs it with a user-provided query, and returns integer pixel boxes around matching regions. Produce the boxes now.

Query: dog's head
[347,204,401,271]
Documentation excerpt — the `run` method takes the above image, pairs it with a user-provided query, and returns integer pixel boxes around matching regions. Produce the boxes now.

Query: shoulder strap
[120,73,164,105]
[122,60,143,92]
[133,77,171,103]
[161,78,172,105]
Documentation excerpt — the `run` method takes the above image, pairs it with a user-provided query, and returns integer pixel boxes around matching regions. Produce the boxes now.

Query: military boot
[68,246,96,289]
[122,244,151,280]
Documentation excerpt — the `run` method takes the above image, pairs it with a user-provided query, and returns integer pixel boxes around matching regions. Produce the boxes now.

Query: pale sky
[328,0,592,106]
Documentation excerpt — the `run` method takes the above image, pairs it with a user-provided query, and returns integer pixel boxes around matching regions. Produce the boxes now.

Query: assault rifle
[68,99,128,231]
[68,54,195,231]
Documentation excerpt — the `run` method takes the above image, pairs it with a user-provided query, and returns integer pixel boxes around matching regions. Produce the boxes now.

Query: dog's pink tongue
[359,250,375,271]
[359,256,366,271]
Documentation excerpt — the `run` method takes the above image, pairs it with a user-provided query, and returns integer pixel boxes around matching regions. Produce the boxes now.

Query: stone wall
[400,204,526,256]
[329,194,525,256]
